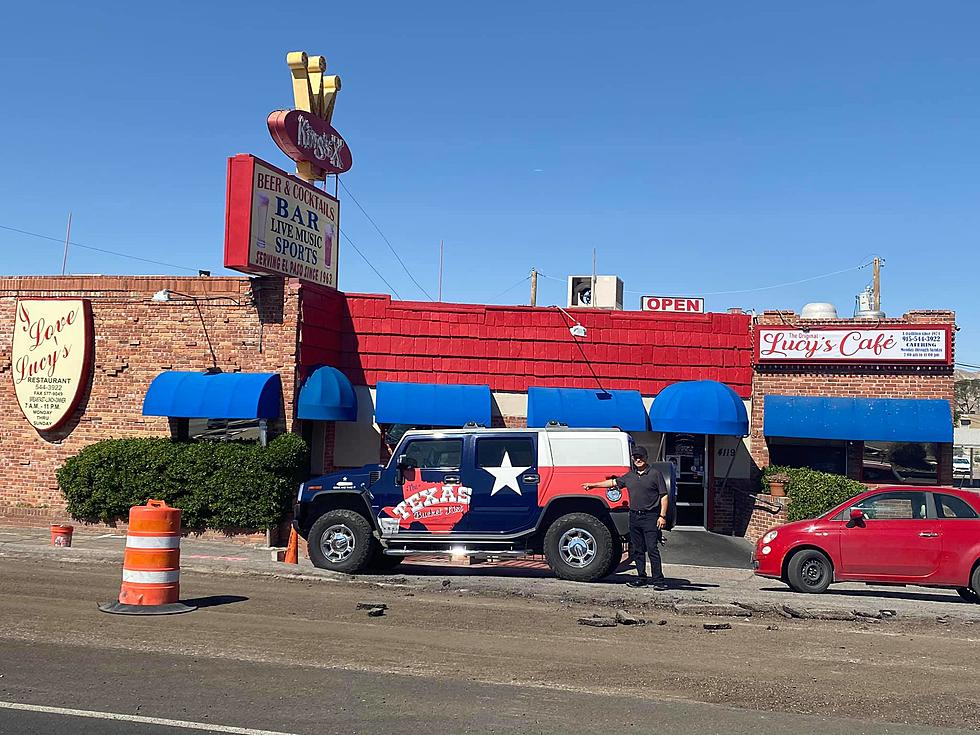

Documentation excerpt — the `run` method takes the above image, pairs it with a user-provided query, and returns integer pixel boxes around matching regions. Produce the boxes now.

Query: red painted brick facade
[299,287,754,395]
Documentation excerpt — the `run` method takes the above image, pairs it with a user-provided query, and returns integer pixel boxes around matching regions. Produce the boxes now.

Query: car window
[477,437,535,468]
[401,439,463,469]
[936,493,979,519]
[853,491,929,520]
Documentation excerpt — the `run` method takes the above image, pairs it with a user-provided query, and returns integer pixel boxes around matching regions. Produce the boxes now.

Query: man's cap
[631,446,648,459]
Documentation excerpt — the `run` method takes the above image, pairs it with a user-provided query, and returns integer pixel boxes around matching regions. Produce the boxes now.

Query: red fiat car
[753,486,980,602]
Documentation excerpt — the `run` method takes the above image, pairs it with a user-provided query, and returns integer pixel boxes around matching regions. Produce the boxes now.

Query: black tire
[603,536,625,578]
[307,510,374,573]
[786,548,833,594]
[543,512,615,583]
[962,565,980,604]
[956,587,979,604]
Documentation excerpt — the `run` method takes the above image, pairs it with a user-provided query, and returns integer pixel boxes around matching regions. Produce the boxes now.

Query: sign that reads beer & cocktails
[224,154,340,287]
[755,325,952,365]
[12,299,93,431]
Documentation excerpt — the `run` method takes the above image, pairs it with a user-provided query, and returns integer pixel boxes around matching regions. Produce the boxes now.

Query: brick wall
[750,310,956,485]
[0,275,301,522]
[744,494,790,543]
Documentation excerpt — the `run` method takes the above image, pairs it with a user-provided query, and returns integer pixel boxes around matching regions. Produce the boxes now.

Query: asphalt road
[1,557,978,735]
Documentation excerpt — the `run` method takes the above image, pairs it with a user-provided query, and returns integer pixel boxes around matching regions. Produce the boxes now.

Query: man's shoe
[626,578,648,588]
[649,581,669,591]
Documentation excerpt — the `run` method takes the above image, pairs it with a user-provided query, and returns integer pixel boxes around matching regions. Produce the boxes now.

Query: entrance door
[665,433,706,527]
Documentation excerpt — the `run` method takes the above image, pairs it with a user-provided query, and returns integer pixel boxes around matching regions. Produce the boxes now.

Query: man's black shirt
[615,468,668,513]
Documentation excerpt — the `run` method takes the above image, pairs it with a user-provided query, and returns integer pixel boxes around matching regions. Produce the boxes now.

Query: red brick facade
[0,275,299,522]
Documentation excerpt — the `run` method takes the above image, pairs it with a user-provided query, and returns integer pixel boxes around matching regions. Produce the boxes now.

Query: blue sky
[2,2,979,361]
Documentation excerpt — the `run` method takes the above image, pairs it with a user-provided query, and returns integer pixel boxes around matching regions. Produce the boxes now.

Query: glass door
[665,433,706,527]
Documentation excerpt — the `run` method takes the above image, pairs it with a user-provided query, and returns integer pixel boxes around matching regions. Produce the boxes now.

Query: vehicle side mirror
[396,454,409,469]
[849,508,865,526]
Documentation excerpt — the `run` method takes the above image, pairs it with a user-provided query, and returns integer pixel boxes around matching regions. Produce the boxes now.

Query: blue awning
[764,396,952,443]
[650,380,748,436]
[374,381,491,426]
[527,387,649,430]
[297,366,357,421]
[142,371,282,419]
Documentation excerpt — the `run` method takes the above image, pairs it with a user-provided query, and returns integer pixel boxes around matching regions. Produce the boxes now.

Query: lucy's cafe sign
[756,325,951,365]
[12,299,93,430]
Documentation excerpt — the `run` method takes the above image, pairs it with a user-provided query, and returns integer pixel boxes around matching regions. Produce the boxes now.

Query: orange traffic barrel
[99,499,196,615]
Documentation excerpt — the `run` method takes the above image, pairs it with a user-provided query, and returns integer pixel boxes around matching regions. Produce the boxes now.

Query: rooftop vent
[800,302,838,320]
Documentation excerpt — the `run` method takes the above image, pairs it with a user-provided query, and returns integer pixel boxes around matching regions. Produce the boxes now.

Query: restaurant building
[0,274,955,539]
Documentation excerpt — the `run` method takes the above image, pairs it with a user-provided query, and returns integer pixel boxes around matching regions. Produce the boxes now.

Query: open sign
[641,296,705,313]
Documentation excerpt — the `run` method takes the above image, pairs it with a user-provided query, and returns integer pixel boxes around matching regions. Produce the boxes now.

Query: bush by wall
[57,434,309,531]
[762,465,866,522]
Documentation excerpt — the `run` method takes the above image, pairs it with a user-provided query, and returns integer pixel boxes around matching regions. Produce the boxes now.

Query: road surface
[0,558,977,734]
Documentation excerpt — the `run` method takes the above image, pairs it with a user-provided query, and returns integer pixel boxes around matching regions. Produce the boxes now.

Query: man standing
[582,446,670,590]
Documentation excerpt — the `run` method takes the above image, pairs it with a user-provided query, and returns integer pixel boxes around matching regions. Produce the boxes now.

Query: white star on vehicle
[484,451,530,496]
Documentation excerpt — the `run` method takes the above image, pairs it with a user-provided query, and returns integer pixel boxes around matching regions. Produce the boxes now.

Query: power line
[489,275,531,301]
[538,261,873,297]
[0,223,200,273]
[339,227,403,299]
[337,179,435,300]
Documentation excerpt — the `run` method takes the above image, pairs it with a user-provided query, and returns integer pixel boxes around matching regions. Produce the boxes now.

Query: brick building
[1,274,956,541]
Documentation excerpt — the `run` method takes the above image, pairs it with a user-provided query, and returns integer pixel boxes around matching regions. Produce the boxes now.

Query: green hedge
[762,465,866,522]
[57,434,309,531]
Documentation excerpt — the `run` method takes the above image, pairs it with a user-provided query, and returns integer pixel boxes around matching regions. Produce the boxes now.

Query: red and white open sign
[641,296,705,313]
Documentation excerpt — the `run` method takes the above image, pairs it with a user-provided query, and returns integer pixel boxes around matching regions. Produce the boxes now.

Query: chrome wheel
[558,528,597,568]
[320,524,356,563]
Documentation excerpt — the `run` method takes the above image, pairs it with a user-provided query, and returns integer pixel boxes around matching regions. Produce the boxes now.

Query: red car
[753,486,980,602]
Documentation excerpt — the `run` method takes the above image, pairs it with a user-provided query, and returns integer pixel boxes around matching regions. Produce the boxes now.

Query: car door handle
[444,474,460,483]
[522,473,540,484]
[918,532,939,538]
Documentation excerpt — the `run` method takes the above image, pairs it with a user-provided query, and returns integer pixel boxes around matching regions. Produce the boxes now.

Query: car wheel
[786,548,833,594]
[544,512,614,583]
[603,536,625,578]
[956,587,979,604]
[307,510,374,573]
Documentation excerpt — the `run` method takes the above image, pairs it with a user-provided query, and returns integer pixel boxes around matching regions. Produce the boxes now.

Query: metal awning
[297,366,357,421]
[764,395,952,443]
[374,381,491,426]
[527,387,649,430]
[142,371,282,419]
[650,380,748,436]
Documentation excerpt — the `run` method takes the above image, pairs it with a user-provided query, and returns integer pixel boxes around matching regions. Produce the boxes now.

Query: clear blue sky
[2,2,979,362]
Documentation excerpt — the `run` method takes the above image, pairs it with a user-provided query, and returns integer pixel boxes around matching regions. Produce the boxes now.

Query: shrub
[57,434,309,531]
[762,465,866,522]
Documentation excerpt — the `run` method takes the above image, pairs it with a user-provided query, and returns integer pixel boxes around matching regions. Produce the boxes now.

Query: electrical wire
[489,275,531,301]
[337,180,435,300]
[0,223,200,273]
[338,227,403,299]
[537,261,873,297]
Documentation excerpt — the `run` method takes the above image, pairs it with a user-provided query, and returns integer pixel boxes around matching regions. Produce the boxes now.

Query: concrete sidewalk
[2,525,978,625]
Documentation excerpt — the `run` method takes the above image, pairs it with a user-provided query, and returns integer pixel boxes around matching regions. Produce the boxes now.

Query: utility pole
[530,267,538,306]
[60,212,72,276]
[872,256,883,311]
[438,240,444,302]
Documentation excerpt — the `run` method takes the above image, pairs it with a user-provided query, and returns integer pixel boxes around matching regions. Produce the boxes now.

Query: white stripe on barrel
[125,535,180,549]
[122,569,181,584]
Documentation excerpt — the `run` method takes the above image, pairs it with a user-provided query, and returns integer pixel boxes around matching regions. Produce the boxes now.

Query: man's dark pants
[629,510,665,582]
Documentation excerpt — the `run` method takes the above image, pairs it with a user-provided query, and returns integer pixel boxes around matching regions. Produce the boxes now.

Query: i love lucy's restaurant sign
[12,299,93,430]
[756,325,952,365]
[224,154,340,287]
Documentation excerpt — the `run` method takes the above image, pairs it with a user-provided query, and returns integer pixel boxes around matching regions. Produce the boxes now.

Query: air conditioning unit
[567,275,624,310]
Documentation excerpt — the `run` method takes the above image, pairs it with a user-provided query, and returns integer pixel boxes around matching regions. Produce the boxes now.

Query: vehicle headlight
[762,530,778,544]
